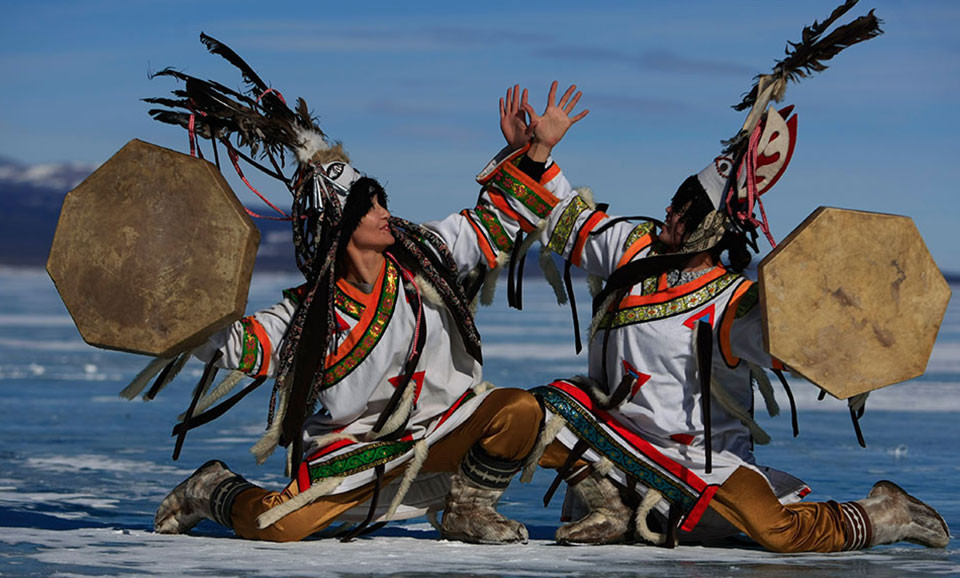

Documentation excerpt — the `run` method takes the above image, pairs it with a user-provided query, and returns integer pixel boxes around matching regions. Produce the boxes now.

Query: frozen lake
[0,267,957,576]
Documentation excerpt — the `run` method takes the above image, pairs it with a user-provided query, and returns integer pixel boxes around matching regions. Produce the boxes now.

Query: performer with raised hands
[144,35,592,545]
[475,3,949,552]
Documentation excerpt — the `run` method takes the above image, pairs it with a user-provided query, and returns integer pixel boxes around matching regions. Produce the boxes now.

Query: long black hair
[336,176,389,258]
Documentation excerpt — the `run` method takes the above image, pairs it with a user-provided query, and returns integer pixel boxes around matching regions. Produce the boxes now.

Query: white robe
[478,150,808,532]
[194,153,568,519]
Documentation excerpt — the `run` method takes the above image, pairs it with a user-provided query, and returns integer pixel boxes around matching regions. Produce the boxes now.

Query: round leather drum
[759,207,950,399]
[47,139,260,357]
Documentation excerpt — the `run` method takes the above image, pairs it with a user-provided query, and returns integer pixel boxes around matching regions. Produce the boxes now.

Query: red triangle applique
[335,312,350,332]
[683,303,716,329]
[622,360,651,399]
[388,370,426,406]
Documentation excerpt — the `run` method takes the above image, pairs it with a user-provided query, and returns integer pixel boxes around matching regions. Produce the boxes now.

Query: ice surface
[0,269,957,576]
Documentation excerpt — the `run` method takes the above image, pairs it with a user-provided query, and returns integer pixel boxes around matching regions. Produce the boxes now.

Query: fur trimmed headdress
[143,34,482,468]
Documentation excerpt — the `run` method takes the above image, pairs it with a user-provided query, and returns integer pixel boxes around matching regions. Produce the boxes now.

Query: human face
[659,200,690,250]
[348,195,395,252]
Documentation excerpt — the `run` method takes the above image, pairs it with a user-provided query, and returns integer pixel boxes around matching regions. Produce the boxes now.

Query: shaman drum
[47,139,260,357]
[759,207,950,399]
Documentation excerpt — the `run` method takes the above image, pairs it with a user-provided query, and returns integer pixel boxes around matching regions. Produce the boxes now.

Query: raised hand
[523,81,589,162]
[499,84,532,151]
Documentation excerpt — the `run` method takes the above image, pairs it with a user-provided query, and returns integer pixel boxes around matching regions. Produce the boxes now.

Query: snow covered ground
[1,268,957,576]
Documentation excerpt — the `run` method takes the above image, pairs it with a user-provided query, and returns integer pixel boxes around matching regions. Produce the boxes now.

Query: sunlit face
[659,200,691,250]
[348,195,395,252]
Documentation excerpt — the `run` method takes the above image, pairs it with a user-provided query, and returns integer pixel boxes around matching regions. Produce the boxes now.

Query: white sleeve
[193,298,297,377]
[541,184,658,280]
[421,145,574,277]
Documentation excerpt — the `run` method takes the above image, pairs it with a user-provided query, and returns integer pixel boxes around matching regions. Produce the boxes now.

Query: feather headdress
[145,34,482,468]
[591,0,883,361]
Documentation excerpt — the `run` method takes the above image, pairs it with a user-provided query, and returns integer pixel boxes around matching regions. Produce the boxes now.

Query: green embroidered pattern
[548,195,589,255]
[641,276,659,296]
[473,206,512,252]
[322,262,399,388]
[533,385,698,513]
[735,284,759,318]
[282,286,307,305]
[308,440,415,482]
[334,289,364,320]
[489,168,552,218]
[601,273,739,328]
[239,317,258,373]
[622,222,655,251]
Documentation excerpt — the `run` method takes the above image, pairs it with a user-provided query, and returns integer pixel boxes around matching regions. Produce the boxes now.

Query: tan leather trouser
[229,387,542,542]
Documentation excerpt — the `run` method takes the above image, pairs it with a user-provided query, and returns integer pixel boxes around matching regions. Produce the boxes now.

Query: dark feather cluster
[733,0,883,112]
[145,33,327,185]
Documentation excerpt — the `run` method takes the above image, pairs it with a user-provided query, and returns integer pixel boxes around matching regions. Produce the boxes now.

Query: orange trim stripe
[617,267,727,309]
[571,210,607,267]
[477,144,530,186]
[487,190,535,232]
[616,234,655,269]
[248,317,272,378]
[329,260,389,366]
[502,161,561,210]
[719,279,754,368]
[540,163,561,184]
[461,209,498,268]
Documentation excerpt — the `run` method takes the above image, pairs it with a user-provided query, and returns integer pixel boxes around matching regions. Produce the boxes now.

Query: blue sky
[2,0,959,270]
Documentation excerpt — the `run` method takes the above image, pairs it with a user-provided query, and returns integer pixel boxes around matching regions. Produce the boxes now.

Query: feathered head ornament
[675,0,882,255]
[145,34,483,471]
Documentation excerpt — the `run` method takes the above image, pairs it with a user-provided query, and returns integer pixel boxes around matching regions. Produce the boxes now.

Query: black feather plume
[733,0,883,111]
[199,32,268,94]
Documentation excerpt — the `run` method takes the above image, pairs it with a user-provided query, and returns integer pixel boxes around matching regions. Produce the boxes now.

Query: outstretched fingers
[546,80,559,109]
[557,84,577,111]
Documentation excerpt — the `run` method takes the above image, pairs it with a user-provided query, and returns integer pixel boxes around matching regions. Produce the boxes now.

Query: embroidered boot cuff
[210,476,255,528]
[837,500,872,550]
[460,445,522,491]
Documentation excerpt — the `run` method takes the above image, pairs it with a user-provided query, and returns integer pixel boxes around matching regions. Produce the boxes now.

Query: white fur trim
[368,376,417,441]
[308,432,360,451]
[635,489,667,545]
[515,224,541,262]
[593,457,614,478]
[256,476,344,529]
[119,356,173,400]
[710,377,771,445]
[292,126,330,164]
[471,380,497,395]
[588,292,618,341]
[539,246,567,305]
[251,385,288,464]
[583,377,618,409]
[480,252,509,306]
[575,187,596,210]
[142,351,192,400]
[748,362,780,417]
[413,274,444,309]
[385,439,430,518]
[181,370,245,419]
[521,414,566,483]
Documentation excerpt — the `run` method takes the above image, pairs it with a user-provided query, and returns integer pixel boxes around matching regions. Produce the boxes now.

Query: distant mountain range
[2,157,958,285]
[0,157,298,272]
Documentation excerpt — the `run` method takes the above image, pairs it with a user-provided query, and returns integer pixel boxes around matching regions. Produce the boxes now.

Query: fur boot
[851,480,950,548]
[440,445,527,544]
[154,460,254,534]
[555,472,632,545]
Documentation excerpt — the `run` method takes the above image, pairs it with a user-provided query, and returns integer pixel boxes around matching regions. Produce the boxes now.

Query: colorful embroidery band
[533,384,699,514]
[601,273,739,328]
